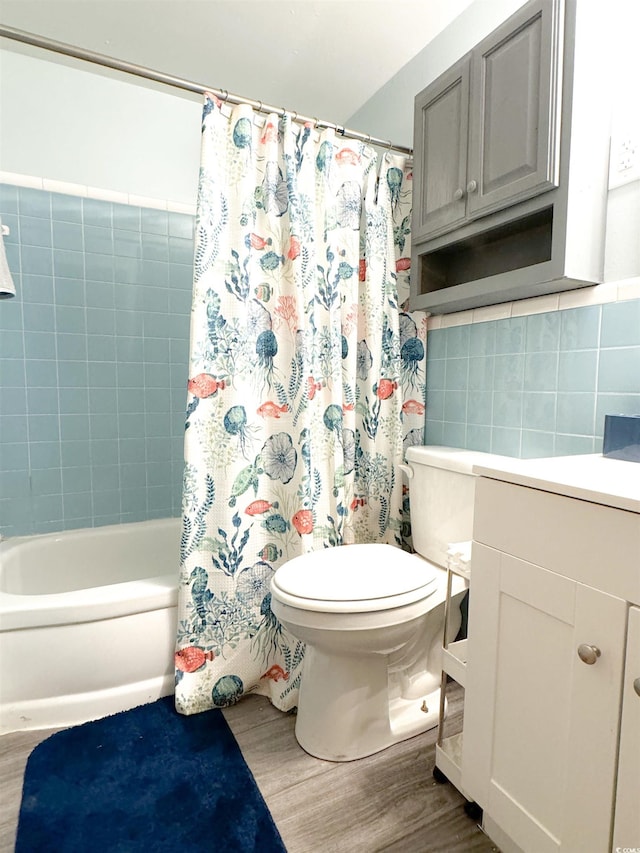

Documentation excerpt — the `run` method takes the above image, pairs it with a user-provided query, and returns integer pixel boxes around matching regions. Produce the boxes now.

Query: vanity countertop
[473,453,640,515]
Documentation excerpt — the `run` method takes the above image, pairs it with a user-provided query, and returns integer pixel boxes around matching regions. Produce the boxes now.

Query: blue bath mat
[15,696,286,853]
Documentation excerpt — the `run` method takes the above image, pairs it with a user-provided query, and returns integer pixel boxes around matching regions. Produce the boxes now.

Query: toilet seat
[271,543,439,613]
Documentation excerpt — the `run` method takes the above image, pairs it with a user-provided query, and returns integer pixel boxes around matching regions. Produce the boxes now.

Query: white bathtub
[0,518,181,734]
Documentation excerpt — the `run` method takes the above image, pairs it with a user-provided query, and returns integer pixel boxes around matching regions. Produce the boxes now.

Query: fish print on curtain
[175,95,427,715]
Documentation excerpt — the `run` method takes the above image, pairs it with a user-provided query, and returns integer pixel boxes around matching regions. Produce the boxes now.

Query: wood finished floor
[1,685,499,853]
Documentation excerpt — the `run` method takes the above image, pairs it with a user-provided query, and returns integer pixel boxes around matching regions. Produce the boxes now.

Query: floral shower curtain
[175,95,427,716]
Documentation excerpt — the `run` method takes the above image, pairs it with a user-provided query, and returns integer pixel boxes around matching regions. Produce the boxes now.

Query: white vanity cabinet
[461,455,640,853]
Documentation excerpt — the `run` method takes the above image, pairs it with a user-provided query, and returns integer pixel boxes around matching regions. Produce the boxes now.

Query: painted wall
[347,0,640,454]
[347,0,525,149]
[347,0,639,155]
[347,0,640,283]
[0,49,202,206]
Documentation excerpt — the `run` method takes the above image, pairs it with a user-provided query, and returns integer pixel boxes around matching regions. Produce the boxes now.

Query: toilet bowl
[270,446,507,761]
[270,542,465,761]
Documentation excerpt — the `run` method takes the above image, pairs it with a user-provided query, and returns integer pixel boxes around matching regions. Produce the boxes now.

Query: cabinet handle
[634,677,640,697]
[577,643,601,665]
[453,188,464,201]
[466,179,478,193]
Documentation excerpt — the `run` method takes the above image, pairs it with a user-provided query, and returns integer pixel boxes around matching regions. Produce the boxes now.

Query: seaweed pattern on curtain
[175,96,426,715]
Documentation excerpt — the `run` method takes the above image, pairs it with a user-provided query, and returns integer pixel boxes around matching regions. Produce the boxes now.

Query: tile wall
[425,299,640,456]
[2,179,639,537]
[0,183,194,537]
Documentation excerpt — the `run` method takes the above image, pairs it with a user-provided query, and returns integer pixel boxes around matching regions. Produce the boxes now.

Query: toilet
[270,445,498,761]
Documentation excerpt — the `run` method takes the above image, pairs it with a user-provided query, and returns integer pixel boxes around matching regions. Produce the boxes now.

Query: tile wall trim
[427,276,640,330]
[4,169,637,326]
[0,171,197,217]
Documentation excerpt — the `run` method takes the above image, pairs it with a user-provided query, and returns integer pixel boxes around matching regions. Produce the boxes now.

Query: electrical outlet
[618,139,636,172]
[609,134,640,189]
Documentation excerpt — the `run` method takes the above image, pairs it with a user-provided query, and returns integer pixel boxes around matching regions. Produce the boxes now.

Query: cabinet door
[466,0,561,219]
[413,56,469,242]
[613,605,640,850]
[462,544,627,853]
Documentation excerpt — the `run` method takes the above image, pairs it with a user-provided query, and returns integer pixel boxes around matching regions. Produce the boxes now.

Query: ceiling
[0,0,473,125]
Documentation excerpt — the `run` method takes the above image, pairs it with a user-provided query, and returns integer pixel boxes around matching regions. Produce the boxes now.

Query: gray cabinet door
[466,0,562,219]
[413,56,469,242]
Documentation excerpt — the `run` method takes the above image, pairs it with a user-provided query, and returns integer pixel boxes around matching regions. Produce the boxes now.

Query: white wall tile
[616,276,640,302]
[558,282,617,310]
[42,178,88,197]
[168,201,197,216]
[128,194,168,211]
[472,303,513,323]
[0,171,43,189]
[441,310,474,327]
[87,186,129,205]
[511,293,559,317]
[2,172,191,214]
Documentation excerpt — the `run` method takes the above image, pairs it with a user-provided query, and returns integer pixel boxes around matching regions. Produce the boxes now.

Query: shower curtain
[175,95,427,715]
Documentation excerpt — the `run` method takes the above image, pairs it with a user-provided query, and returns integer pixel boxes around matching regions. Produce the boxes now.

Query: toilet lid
[272,544,438,611]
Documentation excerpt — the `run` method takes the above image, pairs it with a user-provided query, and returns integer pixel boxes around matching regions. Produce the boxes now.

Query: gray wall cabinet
[411,0,611,314]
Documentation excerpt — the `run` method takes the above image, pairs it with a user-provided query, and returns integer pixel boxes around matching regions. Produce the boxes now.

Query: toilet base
[389,688,441,740]
[293,643,443,761]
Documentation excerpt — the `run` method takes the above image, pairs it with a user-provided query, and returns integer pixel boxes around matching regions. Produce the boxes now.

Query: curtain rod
[0,25,413,157]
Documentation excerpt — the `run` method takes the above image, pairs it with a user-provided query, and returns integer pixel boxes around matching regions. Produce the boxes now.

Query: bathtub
[0,518,181,734]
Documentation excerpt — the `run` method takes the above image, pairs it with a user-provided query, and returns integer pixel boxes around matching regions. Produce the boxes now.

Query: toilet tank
[404,446,507,568]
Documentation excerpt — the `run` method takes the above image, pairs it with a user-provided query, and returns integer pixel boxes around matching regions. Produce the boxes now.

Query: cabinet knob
[466,179,478,193]
[634,677,640,697]
[577,643,601,665]
[453,188,464,201]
